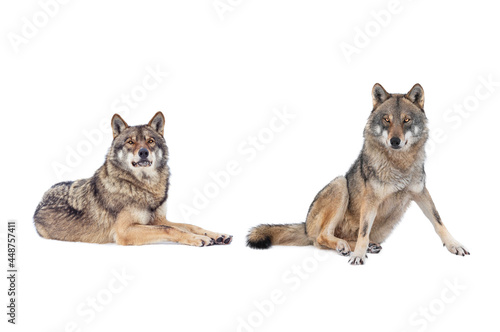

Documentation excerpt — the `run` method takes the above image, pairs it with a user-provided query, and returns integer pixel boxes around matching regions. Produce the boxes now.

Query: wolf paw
[214,234,233,245]
[348,254,368,265]
[444,241,470,256]
[367,242,382,254]
[336,240,351,256]
[196,236,215,247]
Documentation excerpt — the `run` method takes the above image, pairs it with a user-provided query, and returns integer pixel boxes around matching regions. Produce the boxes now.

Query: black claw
[201,240,205,247]
[224,236,232,244]
[216,237,223,243]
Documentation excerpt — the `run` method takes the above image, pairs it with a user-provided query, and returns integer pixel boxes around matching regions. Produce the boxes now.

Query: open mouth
[132,160,152,167]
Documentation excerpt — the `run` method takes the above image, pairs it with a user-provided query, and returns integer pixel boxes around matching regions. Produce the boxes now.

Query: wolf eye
[404,118,411,123]
[148,139,155,144]
[127,140,134,145]
[384,118,390,123]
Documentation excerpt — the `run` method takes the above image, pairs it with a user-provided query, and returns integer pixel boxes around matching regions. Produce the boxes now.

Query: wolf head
[365,83,428,151]
[107,112,169,179]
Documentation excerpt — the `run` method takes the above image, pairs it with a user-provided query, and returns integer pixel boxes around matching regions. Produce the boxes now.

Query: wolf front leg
[153,216,233,245]
[413,187,470,256]
[114,211,214,246]
[115,224,215,246]
[348,194,380,265]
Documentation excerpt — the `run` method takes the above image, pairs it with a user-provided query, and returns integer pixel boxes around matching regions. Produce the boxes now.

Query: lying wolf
[247,84,469,264]
[34,112,232,246]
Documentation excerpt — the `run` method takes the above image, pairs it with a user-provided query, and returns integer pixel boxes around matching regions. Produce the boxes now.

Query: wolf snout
[390,137,402,149]
[138,148,149,159]
[132,148,152,167]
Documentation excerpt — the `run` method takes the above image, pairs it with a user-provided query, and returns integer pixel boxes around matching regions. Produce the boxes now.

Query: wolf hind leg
[308,176,350,256]
[34,222,50,239]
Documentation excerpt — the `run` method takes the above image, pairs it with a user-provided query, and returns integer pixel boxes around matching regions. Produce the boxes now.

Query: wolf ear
[111,114,128,138]
[405,83,425,108]
[372,83,390,108]
[148,112,165,136]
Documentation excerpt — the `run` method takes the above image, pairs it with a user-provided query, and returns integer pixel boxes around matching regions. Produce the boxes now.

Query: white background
[1,1,499,331]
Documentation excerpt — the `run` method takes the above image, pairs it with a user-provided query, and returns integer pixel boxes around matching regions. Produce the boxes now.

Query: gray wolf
[247,83,469,264]
[34,112,233,246]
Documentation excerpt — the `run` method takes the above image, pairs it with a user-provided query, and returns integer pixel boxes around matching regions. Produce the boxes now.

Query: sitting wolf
[247,84,469,264]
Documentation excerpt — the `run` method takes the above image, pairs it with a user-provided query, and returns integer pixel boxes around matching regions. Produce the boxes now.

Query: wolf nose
[138,148,149,159]
[390,137,401,147]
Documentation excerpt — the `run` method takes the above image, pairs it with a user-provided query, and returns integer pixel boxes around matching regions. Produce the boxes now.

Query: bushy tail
[246,223,313,249]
